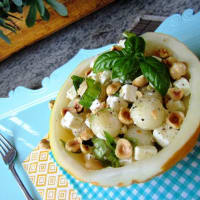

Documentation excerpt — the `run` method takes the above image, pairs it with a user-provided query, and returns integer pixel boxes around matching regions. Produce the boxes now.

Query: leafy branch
[0,0,68,43]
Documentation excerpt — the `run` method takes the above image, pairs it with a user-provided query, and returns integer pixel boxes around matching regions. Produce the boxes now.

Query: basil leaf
[123,31,136,38]
[104,131,116,150]
[36,0,45,16]
[93,51,124,73]
[79,78,101,108]
[140,56,170,96]
[46,0,68,16]
[71,75,84,91]
[124,36,145,54]
[41,8,50,21]
[106,152,120,168]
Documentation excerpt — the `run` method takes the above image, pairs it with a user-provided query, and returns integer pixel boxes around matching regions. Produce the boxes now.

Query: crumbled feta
[99,71,112,84]
[85,118,91,128]
[135,145,157,161]
[106,96,128,112]
[61,111,83,130]
[173,78,190,96]
[87,71,99,81]
[118,39,125,48]
[77,81,87,96]
[66,86,77,100]
[90,99,101,113]
[120,84,137,102]
[153,124,179,147]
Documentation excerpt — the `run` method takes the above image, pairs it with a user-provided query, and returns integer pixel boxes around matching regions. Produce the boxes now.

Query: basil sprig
[93,32,170,96]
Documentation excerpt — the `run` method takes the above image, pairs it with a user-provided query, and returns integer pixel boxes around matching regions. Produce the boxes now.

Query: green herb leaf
[79,78,101,109]
[36,0,45,16]
[46,0,68,16]
[92,137,120,168]
[104,131,116,150]
[140,56,170,96]
[123,31,136,38]
[93,51,124,73]
[71,75,84,91]
[26,3,37,27]
[124,36,145,54]
[0,30,10,43]
[12,0,22,7]
[41,8,50,21]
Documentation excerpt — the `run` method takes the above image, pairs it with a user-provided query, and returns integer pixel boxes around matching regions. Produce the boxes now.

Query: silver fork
[0,133,34,200]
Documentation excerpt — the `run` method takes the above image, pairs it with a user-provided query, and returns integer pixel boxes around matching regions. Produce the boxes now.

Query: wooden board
[0,0,115,62]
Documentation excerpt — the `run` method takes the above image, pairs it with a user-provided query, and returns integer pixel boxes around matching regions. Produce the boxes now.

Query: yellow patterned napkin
[22,141,80,200]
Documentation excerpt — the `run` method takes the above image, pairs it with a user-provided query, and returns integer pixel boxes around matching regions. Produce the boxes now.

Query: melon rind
[49,32,200,187]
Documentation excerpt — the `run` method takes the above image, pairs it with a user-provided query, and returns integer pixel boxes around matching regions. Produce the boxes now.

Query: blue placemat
[49,138,200,200]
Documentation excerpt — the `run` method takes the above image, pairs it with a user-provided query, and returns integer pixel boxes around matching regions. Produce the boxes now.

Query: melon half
[49,32,200,187]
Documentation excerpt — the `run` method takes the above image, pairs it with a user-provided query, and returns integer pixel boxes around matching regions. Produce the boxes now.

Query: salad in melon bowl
[49,32,200,187]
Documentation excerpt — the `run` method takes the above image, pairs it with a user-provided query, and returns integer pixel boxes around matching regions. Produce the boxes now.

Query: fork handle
[9,165,34,200]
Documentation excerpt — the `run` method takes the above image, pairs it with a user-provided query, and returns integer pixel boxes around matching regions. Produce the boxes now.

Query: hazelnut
[118,107,133,125]
[85,159,103,170]
[166,111,184,129]
[132,75,148,88]
[115,138,133,159]
[167,88,184,101]
[48,100,55,110]
[106,82,121,96]
[85,68,92,76]
[111,45,123,51]
[65,138,80,153]
[39,138,50,149]
[155,48,170,58]
[74,99,83,113]
[80,127,94,141]
[170,62,187,80]
[163,56,177,66]
[61,107,76,117]
[77,81,87,96]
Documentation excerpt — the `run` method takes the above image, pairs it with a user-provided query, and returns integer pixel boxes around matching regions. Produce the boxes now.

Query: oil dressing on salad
[59,32,190,170]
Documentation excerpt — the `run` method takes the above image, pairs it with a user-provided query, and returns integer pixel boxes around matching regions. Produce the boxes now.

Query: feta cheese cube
[90,99,101,113]
[61,111,83,130]
[85,118,91,128]
[118,39,125,48]
[120,84,137,102]
[99,71,112,84]
[87,71,99,81]
[66,86,77,100]
[77,81,87,96]
[173,78,190,96]
[153,124,178,147]
[135,145,158,161]
[106,96,128,112]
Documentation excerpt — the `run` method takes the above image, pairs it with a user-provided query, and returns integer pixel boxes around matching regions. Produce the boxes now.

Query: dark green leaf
[79,78,101,108]
[46,0,68,16]
[71,75,84,91]
[36,0,45,16]
[12,0,22,6]
[0,30,10,43]
[123,31,136,38]
[124,36,145,54]
[93,51,124,73]
[140,56,170,96]
[104,131,116,150]
[26,3,37,27]
[41,8,50,21]
[106,152,120,167]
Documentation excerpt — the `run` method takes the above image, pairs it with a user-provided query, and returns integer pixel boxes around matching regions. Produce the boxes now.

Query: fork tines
[0,133,12,156]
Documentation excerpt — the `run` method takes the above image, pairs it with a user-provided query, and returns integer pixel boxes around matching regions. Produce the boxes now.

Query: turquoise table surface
[0,9,200,200]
